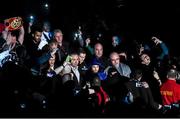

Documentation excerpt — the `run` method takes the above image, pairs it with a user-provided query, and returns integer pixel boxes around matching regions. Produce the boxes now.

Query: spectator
[53,29,69,65]
[103,52,130,114]
[139,53,162,103]
[78,48,88,81]
[85,42,109,70]
[160,69,180,105]
[0,23,25,67]
[83,59,109,114]
[61,52,84,93]
[124,69,162,116]
[106,52,131,78]
[38,21,52,50]
[160,69,180,116]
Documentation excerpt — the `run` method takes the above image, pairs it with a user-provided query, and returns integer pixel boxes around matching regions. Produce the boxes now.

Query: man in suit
[53,29,69,66]
[61,52,84,94]
[59,52,88,114]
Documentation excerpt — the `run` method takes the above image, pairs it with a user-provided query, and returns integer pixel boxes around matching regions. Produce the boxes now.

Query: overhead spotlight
[30,15,34,20]
[44,3,49,8]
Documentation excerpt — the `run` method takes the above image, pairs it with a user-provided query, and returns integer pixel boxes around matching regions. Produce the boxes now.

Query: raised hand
[85,38,91,46]
[151,36,162,45]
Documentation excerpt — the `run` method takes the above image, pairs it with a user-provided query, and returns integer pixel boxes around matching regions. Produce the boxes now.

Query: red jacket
[96,87,109,106]
[160,79,180,105]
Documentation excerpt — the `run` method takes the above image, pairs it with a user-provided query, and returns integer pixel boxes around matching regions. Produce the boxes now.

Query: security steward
[160,69,180,116]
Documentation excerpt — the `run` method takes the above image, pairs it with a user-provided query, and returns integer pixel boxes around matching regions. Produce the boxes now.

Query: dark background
[1,0,180,56]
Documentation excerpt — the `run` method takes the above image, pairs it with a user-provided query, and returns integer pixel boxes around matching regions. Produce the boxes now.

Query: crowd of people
[0,16,180,117]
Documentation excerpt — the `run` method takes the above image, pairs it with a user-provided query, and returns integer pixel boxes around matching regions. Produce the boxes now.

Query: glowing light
[30,15,34,20]
[45,3,48,8]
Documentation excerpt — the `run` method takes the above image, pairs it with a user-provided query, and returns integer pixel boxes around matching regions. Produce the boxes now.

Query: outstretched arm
[152,36,169,60]
[85,38,94,55]
[18,26,25,45]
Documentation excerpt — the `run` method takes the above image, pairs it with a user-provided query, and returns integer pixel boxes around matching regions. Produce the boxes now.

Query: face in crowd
[141,54,151,65]
[70,54,79,67]
[49,41,58,50]
[110,52,120,67]
[43,22,51,32]
[112,36,120,47]
[79,52,86,64]
[91,65,100,73]
[32,31,42,44]
[49,54,56,67]
[54,30,63,44]
[94,43,103,58]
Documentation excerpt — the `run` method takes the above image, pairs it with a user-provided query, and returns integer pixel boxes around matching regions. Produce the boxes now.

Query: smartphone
[65,55,72,62]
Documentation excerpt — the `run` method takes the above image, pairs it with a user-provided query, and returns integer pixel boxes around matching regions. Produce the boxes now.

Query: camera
[136,82,143,87]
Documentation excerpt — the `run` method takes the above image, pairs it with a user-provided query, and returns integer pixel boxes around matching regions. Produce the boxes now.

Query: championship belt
[4,17,23,31]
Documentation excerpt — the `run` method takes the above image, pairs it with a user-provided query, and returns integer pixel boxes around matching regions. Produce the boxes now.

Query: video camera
[136,82,143,87]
